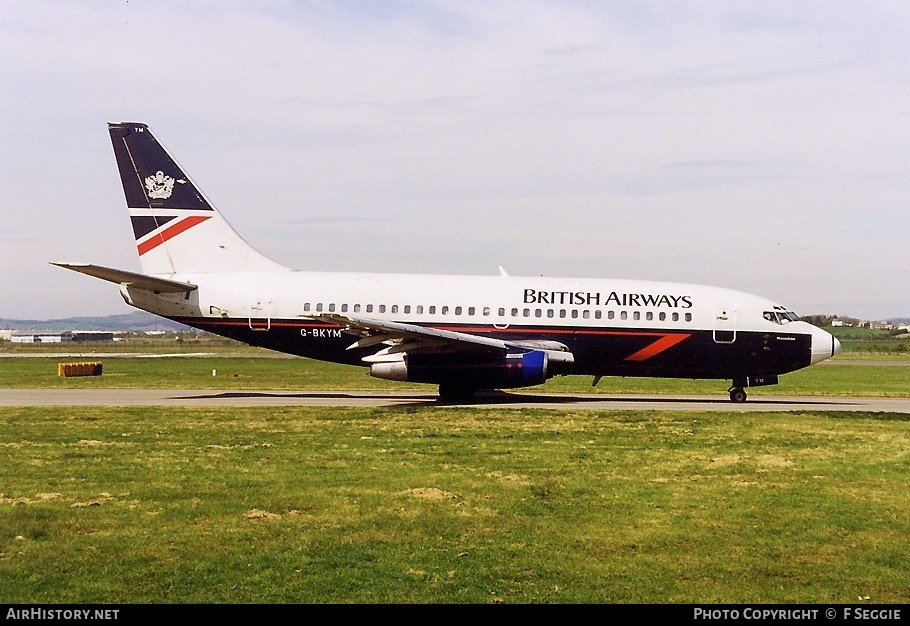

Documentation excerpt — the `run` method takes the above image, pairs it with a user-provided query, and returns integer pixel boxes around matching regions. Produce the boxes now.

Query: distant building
[10,331,114,343]
[11,332,75,343]
[72,331,115,342]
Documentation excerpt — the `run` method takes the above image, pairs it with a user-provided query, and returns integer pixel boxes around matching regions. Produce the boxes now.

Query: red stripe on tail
[137,215,211,256]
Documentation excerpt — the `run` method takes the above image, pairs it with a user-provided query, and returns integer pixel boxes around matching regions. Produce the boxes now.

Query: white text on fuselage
[301,328,344,338]
[523,289,693,308]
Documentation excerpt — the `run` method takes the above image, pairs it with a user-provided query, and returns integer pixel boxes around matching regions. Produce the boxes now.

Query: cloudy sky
[2,1,908,321]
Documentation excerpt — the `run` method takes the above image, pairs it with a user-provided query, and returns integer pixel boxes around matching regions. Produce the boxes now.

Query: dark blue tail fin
[107,122,288,275]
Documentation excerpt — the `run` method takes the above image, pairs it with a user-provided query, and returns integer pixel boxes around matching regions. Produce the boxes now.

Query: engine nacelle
[370,350,551,390]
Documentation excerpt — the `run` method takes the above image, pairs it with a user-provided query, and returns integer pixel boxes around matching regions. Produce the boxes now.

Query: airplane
[54,122,841,403]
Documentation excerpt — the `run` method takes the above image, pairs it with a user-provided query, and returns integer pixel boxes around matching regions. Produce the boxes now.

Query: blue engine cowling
[370,350,550,389]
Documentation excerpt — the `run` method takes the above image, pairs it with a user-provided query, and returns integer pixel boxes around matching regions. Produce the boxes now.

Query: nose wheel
[728,387,748,403]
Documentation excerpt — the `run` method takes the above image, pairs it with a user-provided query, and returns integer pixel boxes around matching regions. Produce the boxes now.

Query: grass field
[0,353,908,399]
[1,337,908,603]
[1,406,908,603]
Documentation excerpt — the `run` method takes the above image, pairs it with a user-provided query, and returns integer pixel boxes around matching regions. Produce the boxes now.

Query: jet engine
[369,350,553,389]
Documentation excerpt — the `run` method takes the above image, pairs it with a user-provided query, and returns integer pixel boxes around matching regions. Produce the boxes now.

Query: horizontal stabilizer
[51,263,197,293]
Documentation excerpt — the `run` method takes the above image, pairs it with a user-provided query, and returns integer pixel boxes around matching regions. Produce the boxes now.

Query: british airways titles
[523,288,693,309]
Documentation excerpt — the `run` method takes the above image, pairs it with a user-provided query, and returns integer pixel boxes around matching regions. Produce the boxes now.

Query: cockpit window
[764,307,800,324]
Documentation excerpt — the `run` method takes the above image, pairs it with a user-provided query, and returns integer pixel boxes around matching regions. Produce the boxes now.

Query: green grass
[0,354,907,398]
[829,326,910,355]
[1,406,908,603]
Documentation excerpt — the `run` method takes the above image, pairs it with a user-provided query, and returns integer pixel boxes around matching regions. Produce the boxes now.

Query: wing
[312,313,573,365]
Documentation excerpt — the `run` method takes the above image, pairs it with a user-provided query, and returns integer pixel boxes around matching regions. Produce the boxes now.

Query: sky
[1,0,908,321]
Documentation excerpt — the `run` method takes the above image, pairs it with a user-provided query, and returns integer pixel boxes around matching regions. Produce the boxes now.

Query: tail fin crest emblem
[145,171,185,200]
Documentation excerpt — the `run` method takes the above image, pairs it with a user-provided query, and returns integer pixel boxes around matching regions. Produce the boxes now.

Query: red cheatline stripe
[623,333,691,361]
[187,319,691,362]
[137,215,212,256]
[434,326,691,361]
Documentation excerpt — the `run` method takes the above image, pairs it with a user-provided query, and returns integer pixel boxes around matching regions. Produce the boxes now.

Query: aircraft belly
[170,316,812,380]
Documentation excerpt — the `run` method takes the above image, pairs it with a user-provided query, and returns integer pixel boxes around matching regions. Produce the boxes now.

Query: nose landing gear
[728,375,778,403]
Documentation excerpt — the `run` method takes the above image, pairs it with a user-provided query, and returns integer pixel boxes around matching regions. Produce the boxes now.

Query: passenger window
[354,304,361,313]
[379,305,386,313]
[685,313,692,322]
[328,303,336,312]
[316,303,324,312]
[391,305,399,314]
[303,303,311,312]
[366,304,373,313]
[468,306,475,316]
[429,306,436,314]
[404,305,411,314]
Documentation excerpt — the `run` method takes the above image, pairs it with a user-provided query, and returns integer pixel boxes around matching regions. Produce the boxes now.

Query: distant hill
[0,311,191,333]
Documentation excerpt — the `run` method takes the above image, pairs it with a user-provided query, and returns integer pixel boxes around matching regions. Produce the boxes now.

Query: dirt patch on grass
[245,508,282,520]
[405,487,457,500]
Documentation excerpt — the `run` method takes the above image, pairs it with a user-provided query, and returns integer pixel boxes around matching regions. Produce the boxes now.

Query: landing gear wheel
[438,382,477,403]
[729,387,748,403]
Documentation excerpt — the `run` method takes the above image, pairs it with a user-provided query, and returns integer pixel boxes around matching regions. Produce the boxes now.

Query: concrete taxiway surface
[2,389,909,412]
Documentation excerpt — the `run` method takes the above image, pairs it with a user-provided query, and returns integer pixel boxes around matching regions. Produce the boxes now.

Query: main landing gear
[438,381,477,403]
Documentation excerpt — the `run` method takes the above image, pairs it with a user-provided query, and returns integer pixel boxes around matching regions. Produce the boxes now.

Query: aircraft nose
[810,326,840,364]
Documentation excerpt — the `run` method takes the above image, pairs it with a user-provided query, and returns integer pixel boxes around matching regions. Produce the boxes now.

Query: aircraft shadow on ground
[170,390,858,408]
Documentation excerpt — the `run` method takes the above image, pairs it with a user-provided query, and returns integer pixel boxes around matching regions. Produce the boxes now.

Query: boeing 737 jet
[54,122,840,402]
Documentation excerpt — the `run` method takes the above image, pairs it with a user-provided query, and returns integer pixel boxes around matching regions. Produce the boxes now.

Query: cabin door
[248,291,272,331]
[713,301,737,344]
